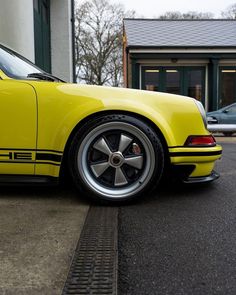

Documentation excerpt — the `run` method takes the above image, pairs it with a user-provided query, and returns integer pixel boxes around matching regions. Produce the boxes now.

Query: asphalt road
[118,142,236,295]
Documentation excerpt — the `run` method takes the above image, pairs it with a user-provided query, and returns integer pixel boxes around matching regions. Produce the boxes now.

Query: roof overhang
[128,47,236,54]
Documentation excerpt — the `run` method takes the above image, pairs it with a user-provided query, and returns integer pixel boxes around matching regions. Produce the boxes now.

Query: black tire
[68,114,164,202]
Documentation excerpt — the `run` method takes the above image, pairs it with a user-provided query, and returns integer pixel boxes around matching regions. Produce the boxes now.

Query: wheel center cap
[110,152,124,167]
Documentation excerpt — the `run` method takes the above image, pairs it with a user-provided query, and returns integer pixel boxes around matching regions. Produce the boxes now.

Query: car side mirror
[223,109,229,114]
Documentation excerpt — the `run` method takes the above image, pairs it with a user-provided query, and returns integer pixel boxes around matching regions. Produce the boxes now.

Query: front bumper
[168,144,222,181]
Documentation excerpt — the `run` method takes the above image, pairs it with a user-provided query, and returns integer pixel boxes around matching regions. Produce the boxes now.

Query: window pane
[220,70,236,107]
[227,105,236,113]
[187,70,203,101]
[144,69,159,91]
[166,69,180,94]
[0,46,42,79]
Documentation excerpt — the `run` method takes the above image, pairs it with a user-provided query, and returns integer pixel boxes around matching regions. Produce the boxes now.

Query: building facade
[0,0,75,82]
[123,19,236,111]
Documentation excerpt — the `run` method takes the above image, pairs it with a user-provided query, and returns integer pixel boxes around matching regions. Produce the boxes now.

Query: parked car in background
[0,43,222,202]
[207,103,236,136]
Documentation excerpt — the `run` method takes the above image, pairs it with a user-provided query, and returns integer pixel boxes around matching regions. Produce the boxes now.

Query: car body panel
[169,146,221,177]
[0,80,37,174]
[0,53,222,182]
[28,81,214,177]
[0,77,222,179]
[32,82,207,149]
[0,69,9,79]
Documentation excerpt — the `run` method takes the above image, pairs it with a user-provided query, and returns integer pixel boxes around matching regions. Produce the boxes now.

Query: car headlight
[194,100,207,129]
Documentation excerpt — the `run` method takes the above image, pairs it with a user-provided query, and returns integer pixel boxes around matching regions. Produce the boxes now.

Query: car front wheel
[69,114,164,202]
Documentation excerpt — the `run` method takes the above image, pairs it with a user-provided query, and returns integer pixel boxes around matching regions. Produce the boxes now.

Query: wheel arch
[60,110,170,177]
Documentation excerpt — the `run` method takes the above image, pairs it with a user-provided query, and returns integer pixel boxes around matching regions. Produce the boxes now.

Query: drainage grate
[62,206,118,295]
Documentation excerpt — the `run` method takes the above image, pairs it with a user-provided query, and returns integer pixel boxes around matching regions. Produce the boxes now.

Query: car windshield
[226,104,236,113]
[0,45,43,79]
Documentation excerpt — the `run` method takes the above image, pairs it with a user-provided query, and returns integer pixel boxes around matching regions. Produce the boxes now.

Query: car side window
[227,105,236,114]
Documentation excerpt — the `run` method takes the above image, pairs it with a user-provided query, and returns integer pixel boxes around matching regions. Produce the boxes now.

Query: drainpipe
[71,0,76,83]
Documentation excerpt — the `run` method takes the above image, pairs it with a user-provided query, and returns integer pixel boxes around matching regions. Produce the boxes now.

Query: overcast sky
[109,0,235,18]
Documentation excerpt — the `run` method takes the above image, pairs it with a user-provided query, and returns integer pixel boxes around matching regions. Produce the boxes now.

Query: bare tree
[75,0,134,86]
[221,3,236,19]
[159,11,214,19]
[158,11,183,19]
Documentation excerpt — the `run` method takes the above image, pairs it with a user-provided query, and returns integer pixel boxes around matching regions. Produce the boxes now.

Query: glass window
[227,105,236,113]
[187,70,203,101]
[165,69,180,95]
[144,69,159,91]
[220,70,236,107]
[0,45,42,79]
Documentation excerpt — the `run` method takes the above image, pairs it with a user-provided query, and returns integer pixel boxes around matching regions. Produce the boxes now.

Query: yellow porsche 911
[0,44,222,202]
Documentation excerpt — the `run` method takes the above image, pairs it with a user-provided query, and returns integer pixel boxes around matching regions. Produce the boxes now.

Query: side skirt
[0,175,59,186]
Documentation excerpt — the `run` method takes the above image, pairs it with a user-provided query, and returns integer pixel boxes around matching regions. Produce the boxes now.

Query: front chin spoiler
[183,170,220,184]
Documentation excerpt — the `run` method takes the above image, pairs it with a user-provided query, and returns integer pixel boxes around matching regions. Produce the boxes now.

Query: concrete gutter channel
[62,206,118,295]
[0,136,235,295]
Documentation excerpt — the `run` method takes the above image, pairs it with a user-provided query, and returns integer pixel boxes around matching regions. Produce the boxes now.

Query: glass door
[186,68,204,102]
[142,68,160,91]
[219,69,236,108]
[142,66,205,105]
[164,69,181,95]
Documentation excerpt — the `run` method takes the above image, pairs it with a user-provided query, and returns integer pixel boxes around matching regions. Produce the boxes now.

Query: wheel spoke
[118,134,133,153]
[114,168,128,186]
[93,137,112,156]
[124,156,143,169]
[91,161,110,177]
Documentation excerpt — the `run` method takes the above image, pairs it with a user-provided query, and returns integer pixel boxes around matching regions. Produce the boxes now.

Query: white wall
[0,0,35,62]
[50,0,73,82]
[0,0,73,81]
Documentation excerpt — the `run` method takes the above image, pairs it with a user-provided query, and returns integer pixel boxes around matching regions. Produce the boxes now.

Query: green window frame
[34,0,51,73]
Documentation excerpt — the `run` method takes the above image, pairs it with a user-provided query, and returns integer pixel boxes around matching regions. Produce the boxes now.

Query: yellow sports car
[0,44,222,202]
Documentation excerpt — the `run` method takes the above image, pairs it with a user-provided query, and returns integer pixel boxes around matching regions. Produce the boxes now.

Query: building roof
[124,19,236,48]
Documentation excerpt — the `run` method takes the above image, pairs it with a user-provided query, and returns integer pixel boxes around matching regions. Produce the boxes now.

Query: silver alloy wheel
[77,122,156,199]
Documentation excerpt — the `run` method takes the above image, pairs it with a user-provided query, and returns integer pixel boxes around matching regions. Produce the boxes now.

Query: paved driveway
[0,186,89,295]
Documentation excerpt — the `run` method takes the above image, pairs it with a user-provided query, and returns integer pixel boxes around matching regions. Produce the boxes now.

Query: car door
[220,105,236,124]
[0,79,37,175]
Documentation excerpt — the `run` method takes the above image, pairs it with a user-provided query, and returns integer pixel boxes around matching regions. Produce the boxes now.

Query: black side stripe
[170,151,222,157]
[36,161,61,166]
[0,161,60,166]
[36,153,62,163]
[0,148,63,154]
